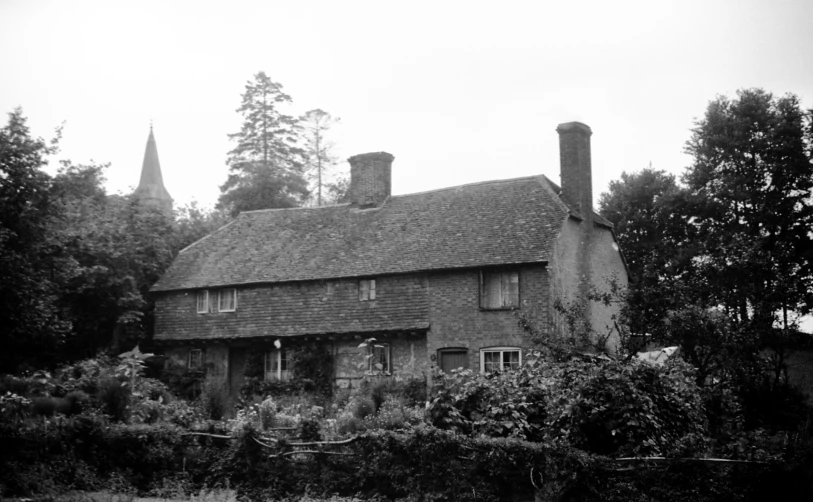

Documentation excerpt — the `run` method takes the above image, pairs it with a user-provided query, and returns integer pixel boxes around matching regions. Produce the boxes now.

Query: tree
[48,161,177,358]
[301,109,341,206]
[218,72,309,216]
[683,89,813,331]
[599,167,691,278]
[0,109,70,372]
[173,201,232,252]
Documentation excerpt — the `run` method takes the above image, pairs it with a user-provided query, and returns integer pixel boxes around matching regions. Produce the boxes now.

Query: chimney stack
[556,122,592,219]
[348,152,394,208]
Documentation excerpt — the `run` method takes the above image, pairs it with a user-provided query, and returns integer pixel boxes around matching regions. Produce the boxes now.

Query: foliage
[173,201,232,252]
[683,89,813,330]
[240,343,334,400]
[0,109,71,373]
[428,355,708,457]
[301,108,345,206]
[218,72,309,216]
[116,345,154,396]
[200,376,231,421]
[49,165,176,358]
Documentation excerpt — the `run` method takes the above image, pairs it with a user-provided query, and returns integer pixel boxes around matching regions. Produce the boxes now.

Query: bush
[97,376,131,422]
[200,377,231,420]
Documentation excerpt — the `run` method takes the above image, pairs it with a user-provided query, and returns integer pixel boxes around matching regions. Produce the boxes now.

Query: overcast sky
[3,0,812,208]
[2,0,813,330]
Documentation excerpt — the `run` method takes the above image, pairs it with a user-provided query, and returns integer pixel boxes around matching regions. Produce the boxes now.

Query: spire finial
[150,118,153,131]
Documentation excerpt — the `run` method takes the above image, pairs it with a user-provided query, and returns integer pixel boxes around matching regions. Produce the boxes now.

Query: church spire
[134,125,173,213]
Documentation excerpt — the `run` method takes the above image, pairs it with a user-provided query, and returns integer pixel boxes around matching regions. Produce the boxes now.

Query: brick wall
[425,265,550,372]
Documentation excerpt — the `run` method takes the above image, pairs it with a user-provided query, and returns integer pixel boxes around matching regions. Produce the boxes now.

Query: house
[150,122,628,394]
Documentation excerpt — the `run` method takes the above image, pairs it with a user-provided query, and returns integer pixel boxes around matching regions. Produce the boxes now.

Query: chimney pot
[556,121,593,219]
[348,152,394,208]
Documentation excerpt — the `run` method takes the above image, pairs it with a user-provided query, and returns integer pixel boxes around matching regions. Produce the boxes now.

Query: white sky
[2,0,813,329]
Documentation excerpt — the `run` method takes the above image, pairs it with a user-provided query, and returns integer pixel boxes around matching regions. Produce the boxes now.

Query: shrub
[65,391,91,415]
[97,376,131,422]
[200,377,231,420]
[258,397,276,430]
[31,396,72,417]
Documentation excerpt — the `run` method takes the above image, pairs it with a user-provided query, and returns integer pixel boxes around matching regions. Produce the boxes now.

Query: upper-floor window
[196,290,209,314]
[264,349,291,381]
[188,348,203,369]
[480,347,521,374]
[480,270,519,309]
[219,288,237,312]
[359,279,376,301]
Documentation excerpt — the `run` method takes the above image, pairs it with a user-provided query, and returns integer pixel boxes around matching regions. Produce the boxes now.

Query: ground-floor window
[438,348,469,373]
[480,347,521,373]
[368,343,391,374]
[188,348,203,369]
[265,349,292,381]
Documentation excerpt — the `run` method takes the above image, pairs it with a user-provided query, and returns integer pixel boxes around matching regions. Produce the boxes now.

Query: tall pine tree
[218,72,309,216]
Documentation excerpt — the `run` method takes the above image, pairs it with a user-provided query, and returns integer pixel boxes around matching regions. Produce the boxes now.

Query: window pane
[371,344,389,372]
[369,280,376,300]
[482,273,502,308]
[503,350,520,370]
[484,351,500,373]
[220,289,236,311]
[189,349,202,369]
[197,291,208,313]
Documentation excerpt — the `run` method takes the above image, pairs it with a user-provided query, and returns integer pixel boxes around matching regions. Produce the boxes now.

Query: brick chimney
[348,152,394,208]
[556,122,592,219]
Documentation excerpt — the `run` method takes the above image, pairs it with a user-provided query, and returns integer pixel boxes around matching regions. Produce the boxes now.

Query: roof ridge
[393,174,542,199]
[242,202,351,215]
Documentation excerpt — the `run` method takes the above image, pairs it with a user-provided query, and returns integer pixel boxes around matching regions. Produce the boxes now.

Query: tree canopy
[600,88,813,388]
[218,72,309,216]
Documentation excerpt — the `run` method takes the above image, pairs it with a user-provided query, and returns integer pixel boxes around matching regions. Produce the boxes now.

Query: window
[438,348,469,374]
[219,288,237,312]
[196,290,209,314]
[359,279,376,301]
[264,349,291,381]
[188,348,202,369]
[368,343,390,374]
[480,347,521,373]
[480,270,519,309]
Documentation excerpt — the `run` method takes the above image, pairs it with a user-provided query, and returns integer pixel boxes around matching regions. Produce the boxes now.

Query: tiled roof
[152,175,572,292]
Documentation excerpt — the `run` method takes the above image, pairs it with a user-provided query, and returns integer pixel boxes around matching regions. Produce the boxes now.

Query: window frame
[367,342,391,374]
[358,279,376,301]
[188,348,203,369]
[264,349,292,381]
[479,269,520,310]
[218,288,238,312]
[196,290,209,314]
[437,347,469,374]
[479,346,521,374]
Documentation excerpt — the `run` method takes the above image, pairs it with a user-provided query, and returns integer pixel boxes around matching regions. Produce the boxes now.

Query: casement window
[480,347,521,374]
[359,279,376,301]
[368,343,390,374]
[218,288,237,312]
[264,349,291,381]
[196,290,209,314]
[480,270,519,309]
[438,348,469,374]
[188,348,203,369]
